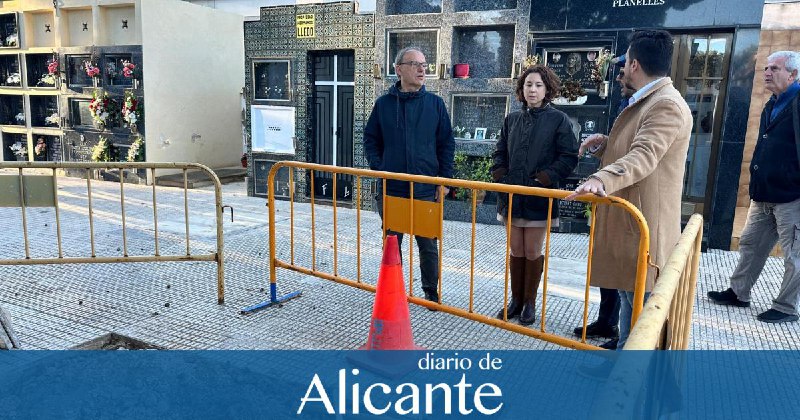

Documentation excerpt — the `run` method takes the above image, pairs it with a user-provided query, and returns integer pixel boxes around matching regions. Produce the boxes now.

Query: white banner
[251,105,295,154]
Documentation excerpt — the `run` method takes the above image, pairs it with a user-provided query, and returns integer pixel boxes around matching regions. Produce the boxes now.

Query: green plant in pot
[453,152,493,202]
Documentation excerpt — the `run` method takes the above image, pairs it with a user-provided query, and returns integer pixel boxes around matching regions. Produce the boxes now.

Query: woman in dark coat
[492,65,578,325]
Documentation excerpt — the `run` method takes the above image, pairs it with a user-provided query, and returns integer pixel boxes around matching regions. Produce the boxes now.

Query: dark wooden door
[311,51,355,201]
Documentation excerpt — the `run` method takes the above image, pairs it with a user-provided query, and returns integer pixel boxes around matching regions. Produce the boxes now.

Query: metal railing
[590,214,703,419]
[0,162,226,304]
[248,161,652,350]
[624,213,703,350]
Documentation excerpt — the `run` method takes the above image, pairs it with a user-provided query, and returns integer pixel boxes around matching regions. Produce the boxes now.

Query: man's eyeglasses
[399,61,427,69]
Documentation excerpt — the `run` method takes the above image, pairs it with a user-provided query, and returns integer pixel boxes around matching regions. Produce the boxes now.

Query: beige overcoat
[589,77,692,292]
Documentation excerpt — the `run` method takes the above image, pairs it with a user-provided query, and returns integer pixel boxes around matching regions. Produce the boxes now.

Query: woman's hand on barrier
[534,171,552,187]
[579,134,608,158]
[491,167,508,182]
[565,177,606,200]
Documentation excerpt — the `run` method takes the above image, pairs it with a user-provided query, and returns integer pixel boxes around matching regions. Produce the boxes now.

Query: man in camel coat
[568,29,693,349]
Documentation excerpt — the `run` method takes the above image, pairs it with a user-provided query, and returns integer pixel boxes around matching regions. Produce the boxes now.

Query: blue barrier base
[240,283,302,314]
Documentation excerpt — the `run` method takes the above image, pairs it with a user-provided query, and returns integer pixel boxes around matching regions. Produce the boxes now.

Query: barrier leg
[240,283,302,314]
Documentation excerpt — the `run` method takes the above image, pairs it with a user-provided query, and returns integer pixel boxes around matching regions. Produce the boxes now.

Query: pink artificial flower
[84,61,100,77]
[121,60,136,78]
[47,60,59,75]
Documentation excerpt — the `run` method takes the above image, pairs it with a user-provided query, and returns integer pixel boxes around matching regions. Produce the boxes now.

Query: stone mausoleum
[245,0,766,249]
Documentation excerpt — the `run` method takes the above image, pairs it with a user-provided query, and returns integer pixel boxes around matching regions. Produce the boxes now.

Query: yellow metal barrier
[624,213,703,350]
[248,161,652,350]
[590,214,703,419]
[0,162,226,304]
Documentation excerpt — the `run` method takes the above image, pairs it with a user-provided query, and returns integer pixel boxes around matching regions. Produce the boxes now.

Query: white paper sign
[251,105,295,154]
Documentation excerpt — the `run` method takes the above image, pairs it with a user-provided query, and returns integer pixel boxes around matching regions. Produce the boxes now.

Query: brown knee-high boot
[496,255,526,320]
[519,256,544,325]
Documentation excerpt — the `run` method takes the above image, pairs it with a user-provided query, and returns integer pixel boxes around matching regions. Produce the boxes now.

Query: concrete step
[156,167,246,189]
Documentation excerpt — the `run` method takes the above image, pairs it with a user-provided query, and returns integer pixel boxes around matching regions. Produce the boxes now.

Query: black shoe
[519,301,536,325]
[573,321,619,339]
[757,309,799,323]
[707,288,750,307]
[496,299,522,320]
[423,290,439,312]
[599,338,618,350]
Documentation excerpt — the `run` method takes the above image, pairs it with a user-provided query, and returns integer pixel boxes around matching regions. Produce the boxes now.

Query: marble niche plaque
[543,47,606,94]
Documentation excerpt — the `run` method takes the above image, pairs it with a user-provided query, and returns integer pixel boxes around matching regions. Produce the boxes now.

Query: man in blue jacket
[708,50,800,323]
[364,46,455,304]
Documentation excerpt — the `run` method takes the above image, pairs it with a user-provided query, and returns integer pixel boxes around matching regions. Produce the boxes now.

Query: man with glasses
[364,46,455,305]
[708,50,800,323]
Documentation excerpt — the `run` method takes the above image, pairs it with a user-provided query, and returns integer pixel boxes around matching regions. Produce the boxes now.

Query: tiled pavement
[0,176,797,350]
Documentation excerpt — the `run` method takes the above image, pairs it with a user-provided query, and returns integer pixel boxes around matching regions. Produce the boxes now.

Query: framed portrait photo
[474,127,487,140]
[542,46,609,94]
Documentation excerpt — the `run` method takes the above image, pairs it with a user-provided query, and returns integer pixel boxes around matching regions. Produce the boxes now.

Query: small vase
[15,155,27,162]
[130,123,137,134]
[92,77,99,88]
[598,81,610,99]
[453,63,470,79]
[96,121,105,131]
[132,79,140,90]
[552,95,588,106]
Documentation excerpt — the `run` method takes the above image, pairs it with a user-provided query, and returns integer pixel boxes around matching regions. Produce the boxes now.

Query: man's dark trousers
[598,287,621,327]
[375,193,439,298]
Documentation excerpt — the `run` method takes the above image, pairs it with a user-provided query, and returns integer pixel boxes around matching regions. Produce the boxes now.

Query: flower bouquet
[39,58,59,86]
[522,54,541,70]
[126,136,145,162]
[121,60,137,78]
[91,136,111,162]
[84,60,100,78]
[591,49,613,86]
[591,49,613,98]
[554,79,588,105]
[88,90,119,130]
[9,142,27,159]
[6,72,20,85]
[45,112,59,127]
[121,90,142,132]
[84,60,101,86]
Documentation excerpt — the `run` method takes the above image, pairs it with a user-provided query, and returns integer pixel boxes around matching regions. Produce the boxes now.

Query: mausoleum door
[670,33,732,224]
[311,51,355,202]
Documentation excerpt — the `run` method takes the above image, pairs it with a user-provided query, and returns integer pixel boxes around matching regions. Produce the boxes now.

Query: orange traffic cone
[359,234,423,350]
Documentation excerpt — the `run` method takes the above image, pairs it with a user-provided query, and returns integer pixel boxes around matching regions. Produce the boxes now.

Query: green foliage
[453,152,493,201]
[90,136,111,162]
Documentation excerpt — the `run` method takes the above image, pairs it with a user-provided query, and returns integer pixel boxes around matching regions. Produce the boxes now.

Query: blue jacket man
[363,47,455,304]
[364,82,454,196]
[709,50,800,323]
